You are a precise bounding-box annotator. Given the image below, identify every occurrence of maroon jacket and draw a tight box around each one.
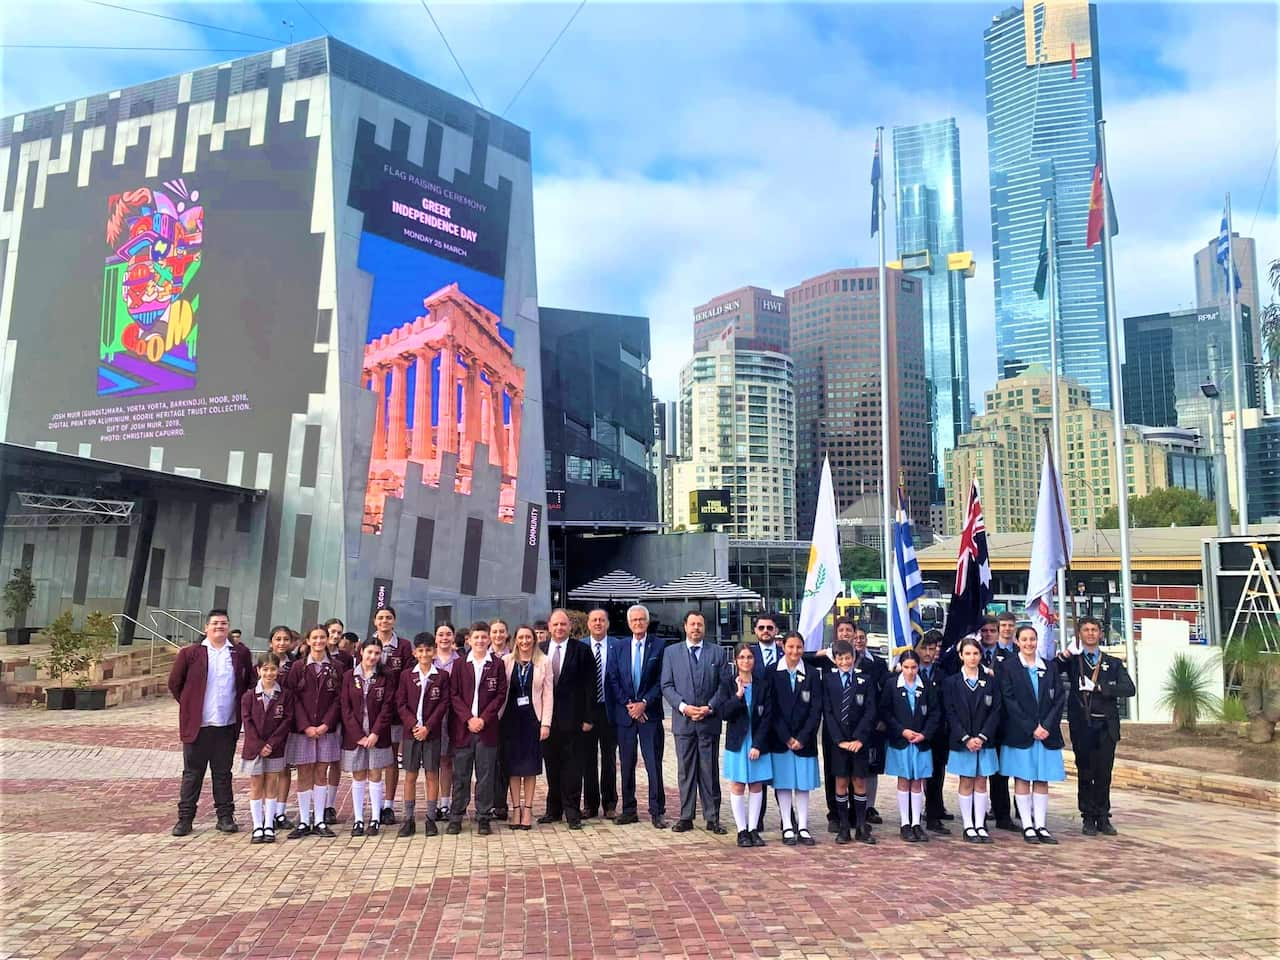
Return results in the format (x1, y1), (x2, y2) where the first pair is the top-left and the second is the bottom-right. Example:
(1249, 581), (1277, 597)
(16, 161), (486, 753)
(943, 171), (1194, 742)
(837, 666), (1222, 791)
(449, 655), (508, 748)
(240, 686), (294, 761)
(396, 665), (450, 740)
(374, 635), (414, 700)
(339, 668), (395, 750)
(168, 639), (256, 744)
(286, 656), (343, 733)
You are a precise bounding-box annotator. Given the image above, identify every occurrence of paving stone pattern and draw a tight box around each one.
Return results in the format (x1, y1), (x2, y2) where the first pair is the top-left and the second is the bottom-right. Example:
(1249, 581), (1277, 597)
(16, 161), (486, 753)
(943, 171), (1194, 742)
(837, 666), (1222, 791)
(1, 701), (1276, 959)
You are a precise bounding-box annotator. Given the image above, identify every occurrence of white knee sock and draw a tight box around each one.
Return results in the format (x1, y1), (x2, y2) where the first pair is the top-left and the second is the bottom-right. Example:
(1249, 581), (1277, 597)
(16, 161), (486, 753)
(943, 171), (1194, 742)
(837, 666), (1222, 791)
(351, 780), (367, 822)
(897, 789), (911, 826)
(866, 777), (879, 808)
(776, 789), (793, 831)
(794, 790), (810, 830)
(973, 790), (988, 827)
(369, 780), (385, 817)
(747, 791), (763, 832)
(729, 793), (748, 831)
(250, 798), (264, 829)
(959, 793), (974, 830)
(1015, 792), (1033, 828)
(1032, 791), (1048, 829)
(298, 790), (313, 827)
(909, 789), (924, 826)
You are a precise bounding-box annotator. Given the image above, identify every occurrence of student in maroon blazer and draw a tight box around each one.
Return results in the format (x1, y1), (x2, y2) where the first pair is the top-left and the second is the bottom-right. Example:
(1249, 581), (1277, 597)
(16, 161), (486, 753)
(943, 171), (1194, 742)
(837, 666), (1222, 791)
(266, 626), (299, 832)
(340, 639), (396, 835)
(395, 633), (451, 837)
(241, 653), (294, 843)
(370, 605), (414, 825)
(446, 622), (508, 835)
(168, 609), (256, 836)
(283, 626), (343, 838)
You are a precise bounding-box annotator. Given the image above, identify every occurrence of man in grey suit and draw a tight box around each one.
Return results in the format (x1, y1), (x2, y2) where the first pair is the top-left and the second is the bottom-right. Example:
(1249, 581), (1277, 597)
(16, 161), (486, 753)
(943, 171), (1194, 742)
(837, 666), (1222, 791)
(660, 610), (728, 834)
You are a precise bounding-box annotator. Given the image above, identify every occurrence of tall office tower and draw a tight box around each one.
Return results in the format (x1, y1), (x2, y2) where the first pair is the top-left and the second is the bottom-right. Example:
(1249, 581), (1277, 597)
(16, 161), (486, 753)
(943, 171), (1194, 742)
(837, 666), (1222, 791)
(788, 268), (930, 539)
(671, 341), (796, 540)
(1194, 232), (1271, 411)
(691, 286), (790, 353)
(985, 1), (1111, 406)
(893, 118), (972, 499)
(1121, 306), (1260, 441)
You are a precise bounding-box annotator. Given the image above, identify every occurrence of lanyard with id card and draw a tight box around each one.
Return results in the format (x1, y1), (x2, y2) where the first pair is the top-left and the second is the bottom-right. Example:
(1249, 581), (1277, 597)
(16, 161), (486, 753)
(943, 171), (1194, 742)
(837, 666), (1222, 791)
(516, 662), (532, 708)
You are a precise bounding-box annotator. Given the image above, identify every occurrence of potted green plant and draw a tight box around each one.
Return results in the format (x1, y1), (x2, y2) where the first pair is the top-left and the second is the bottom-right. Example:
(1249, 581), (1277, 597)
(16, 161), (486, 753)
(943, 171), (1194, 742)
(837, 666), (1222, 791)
(3, 566), (36, 645)
(1157, 653), (1219, 731)
(1223, 627), (1280, 744)
(40, 611), (81, 710)
(73, 611), (115, 710)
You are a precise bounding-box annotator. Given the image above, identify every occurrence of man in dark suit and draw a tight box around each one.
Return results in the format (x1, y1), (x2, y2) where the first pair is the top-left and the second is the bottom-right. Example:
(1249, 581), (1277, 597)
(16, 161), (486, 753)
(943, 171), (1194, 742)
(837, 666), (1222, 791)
(661, 610), (729, 834)
(606, 604), (667, 828)
(1059, 615), (1135, 837)
(748, 611), (785, 831)
(849, 622), (889, 823)
(539, 608), (595, 829)
(581, 608), (619, 820)
(978, 615), (1017, 830)
(168, 608), (256, 836)
(916, 630), (952, 833)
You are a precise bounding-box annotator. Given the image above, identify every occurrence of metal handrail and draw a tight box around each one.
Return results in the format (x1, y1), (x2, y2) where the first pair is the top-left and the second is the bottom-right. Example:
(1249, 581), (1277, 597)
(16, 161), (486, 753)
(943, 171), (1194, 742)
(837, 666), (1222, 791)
(149, 609), (203, 645)
(109, 613), (181, 675)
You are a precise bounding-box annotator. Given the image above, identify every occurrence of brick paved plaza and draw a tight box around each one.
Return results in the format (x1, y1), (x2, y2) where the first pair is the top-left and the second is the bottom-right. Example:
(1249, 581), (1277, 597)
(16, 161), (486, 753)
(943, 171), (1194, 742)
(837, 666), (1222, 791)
(1, 700), (1276, 960)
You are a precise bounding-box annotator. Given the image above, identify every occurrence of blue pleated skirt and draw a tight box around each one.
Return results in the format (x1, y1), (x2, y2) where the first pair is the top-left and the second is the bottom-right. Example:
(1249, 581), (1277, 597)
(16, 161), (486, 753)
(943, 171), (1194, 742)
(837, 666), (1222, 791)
(884, 745), (933, 780)
(947, 747), (999, 778)
(770, 751), (820, 791)
(999, 742), (1066, 782)
(724, 740), (773, 784)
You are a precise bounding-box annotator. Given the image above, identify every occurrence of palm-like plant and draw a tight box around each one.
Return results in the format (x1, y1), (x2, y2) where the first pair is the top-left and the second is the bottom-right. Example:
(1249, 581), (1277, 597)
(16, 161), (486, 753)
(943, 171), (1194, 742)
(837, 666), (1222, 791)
(1223, 627), (1280, 744)
(1157, 653), (1219, 732)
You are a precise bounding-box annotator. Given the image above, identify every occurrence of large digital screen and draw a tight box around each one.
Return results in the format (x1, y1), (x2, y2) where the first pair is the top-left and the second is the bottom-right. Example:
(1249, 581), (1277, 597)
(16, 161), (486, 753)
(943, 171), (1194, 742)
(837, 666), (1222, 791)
(347, 120), (522, 532)
(3, 105), (325, 475)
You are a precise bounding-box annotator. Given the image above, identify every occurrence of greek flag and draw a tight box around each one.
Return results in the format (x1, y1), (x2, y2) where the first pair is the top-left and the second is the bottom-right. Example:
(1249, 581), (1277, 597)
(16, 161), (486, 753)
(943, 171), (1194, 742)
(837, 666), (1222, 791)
(890, 486), (923, 658)
(1217, 210), (1242, 292)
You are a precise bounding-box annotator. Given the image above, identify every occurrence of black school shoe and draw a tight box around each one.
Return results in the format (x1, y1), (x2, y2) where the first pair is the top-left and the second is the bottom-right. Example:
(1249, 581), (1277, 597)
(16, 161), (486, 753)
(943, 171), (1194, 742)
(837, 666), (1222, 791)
(171, 819), (193, 837)
(314, 822), (337, 838)
(324, 806), (339, 825)
(671, 819), (694, 833)
(900, 825), (917, 843)
(215, 815), (239, 833)
(797, 829), (816, 847)
(856, 825), (878, 844)
(1096, 816), (1118, 836)
(397, 819), (416, 838)
(367, 820), (380, 836)
(750, 830), (766, 847)
(736, 830), (753, 847)
(434, 807), (449, 821)
(288, 823), (312, 840)
(926, 819), (951, 835)
(445, 821), (462, 835)
(866, 808), (883, 825)
(705, 821), (728, 835)
(423, 817), (438, 837)
(351, 821), (365, 837)
(912, 824), (931, 843)
(614, 812), (640, 825)
(380, 807), (396, 825)
(1035, 827), (1058, 845)
(477, 820), (492, 836)
(1082, 816), (1098, 836)
(274, 813), (296, 831)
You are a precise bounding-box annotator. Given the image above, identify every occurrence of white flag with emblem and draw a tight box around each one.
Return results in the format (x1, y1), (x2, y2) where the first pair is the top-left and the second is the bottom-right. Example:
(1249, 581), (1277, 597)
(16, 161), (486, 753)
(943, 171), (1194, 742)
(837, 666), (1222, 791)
(798, 456), (842, 651)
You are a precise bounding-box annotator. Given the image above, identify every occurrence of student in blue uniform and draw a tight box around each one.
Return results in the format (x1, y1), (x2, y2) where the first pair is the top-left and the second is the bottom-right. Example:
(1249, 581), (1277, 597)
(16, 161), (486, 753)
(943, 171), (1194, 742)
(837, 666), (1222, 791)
(915, 631), (952, 834)
(821, 638), (877, 845)
(768, 631), (822, 846)
(881, 649), (940, 843)
(998, 624), (1067, 844)
(721, 643), (774, 847)
(849, 624), (889, 823)
(943, 637), (1002, 843)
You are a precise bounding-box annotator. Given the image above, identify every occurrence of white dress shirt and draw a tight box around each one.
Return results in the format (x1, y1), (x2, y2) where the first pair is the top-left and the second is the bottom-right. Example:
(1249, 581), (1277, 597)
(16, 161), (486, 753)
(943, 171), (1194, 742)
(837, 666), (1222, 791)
(201, 638), (236, 727)
(469, 653), (491, 716)
(414, 663), (438, 725)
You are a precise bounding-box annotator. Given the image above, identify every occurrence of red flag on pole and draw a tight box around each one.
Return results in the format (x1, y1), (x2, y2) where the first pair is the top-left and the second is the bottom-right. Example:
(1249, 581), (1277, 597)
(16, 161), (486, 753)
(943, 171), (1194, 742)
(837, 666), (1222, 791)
(1086, 164), (1104, 248)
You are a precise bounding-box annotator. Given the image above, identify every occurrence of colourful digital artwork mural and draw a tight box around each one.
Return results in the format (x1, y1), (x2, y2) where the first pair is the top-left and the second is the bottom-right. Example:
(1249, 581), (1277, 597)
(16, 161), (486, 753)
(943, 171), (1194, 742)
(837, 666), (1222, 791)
(99, 179), (203, 396)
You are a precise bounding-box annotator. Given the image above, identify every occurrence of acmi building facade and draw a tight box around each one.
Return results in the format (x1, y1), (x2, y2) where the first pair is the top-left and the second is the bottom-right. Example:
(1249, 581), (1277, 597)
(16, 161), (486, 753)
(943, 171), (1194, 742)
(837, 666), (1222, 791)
(0, 40), (550, 638)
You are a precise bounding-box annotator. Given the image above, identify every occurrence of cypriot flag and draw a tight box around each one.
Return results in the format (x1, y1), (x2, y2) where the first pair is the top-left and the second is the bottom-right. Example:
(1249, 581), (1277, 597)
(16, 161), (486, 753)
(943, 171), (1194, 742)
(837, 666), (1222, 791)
(798, 456), (842, 652)
(1025, 439), (1073, 660)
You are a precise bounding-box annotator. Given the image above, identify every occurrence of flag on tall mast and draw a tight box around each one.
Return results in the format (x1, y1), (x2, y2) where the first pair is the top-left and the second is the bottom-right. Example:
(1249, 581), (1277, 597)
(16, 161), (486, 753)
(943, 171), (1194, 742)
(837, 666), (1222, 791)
(797, 456), (842, 652)
(890, 485), (924, 659)
(1026, 434), (1073, 661)
(942, 480), (993, 650)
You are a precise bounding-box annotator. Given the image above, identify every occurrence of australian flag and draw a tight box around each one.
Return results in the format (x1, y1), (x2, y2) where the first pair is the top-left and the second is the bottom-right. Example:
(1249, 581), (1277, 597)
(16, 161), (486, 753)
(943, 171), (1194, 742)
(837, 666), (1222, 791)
(942, 480), (993, 651)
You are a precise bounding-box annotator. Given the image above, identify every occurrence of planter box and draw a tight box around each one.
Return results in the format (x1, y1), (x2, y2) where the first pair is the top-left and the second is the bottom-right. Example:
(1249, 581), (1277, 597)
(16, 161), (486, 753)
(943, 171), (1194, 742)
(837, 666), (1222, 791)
(4, 627), (38, 645)
(45, 688), (77, 710)
(74, 688), (108, 710)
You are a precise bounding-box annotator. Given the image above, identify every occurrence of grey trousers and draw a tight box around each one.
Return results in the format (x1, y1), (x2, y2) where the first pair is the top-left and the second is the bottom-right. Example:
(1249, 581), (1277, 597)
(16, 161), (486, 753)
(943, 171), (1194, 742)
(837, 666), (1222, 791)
(450, 738), (496, 823)
(674, 731), (721, 824)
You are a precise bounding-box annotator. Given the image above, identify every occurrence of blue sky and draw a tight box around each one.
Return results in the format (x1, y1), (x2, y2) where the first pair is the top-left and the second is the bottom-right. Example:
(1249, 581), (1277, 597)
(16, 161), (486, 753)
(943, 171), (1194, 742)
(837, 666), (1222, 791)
(2, 1), (1276, 403)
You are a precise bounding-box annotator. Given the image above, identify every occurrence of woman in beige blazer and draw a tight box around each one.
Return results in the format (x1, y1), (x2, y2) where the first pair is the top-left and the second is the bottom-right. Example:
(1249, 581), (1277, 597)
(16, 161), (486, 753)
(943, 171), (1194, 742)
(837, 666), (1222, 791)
(502, 626), (554, 830)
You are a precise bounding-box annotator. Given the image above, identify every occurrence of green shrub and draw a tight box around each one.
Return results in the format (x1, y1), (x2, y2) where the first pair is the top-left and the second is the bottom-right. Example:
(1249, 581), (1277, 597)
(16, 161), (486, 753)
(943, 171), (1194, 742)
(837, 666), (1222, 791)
(1157, 653), (1219, 731)
(1218, 694), (1247, 724)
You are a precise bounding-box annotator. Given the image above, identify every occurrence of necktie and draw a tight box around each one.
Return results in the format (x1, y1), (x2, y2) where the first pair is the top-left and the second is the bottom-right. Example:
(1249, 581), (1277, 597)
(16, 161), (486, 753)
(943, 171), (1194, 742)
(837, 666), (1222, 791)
(552, 643), (562, 685)
(593, 640), (605, 703)
(840, 673), (853, 723)
(763, 645), (774, 668)
(691, 644), (700, 666)
(632, 641), (643, 695)
(789, 670), (797, 692)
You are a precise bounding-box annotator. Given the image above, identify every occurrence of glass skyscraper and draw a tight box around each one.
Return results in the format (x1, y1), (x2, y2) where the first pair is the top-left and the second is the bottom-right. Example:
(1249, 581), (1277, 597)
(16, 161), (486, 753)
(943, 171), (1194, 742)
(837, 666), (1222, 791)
(985, 1), (1111, 406)
(893, 118), (971, 499)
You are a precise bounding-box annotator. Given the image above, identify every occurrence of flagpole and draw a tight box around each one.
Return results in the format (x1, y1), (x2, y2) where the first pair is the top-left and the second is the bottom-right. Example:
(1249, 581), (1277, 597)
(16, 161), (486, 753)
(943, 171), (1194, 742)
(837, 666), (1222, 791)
(1226, 193), (1250, 533)
(1045, 199), (1069, 642)
(1097, 120), (1137, 707)
(877, 126), (894, 618)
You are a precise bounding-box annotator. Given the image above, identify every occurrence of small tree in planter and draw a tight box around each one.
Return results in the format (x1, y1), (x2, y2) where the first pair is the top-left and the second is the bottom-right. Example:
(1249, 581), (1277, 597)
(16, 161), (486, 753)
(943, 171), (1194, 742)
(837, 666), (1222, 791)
(39, 611), (81, 710)
(3, 566), (36, 644)
(1223, 627), (1280, 744)
(1157, 653), (1219, 731)
(74, 611), (116, 710)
